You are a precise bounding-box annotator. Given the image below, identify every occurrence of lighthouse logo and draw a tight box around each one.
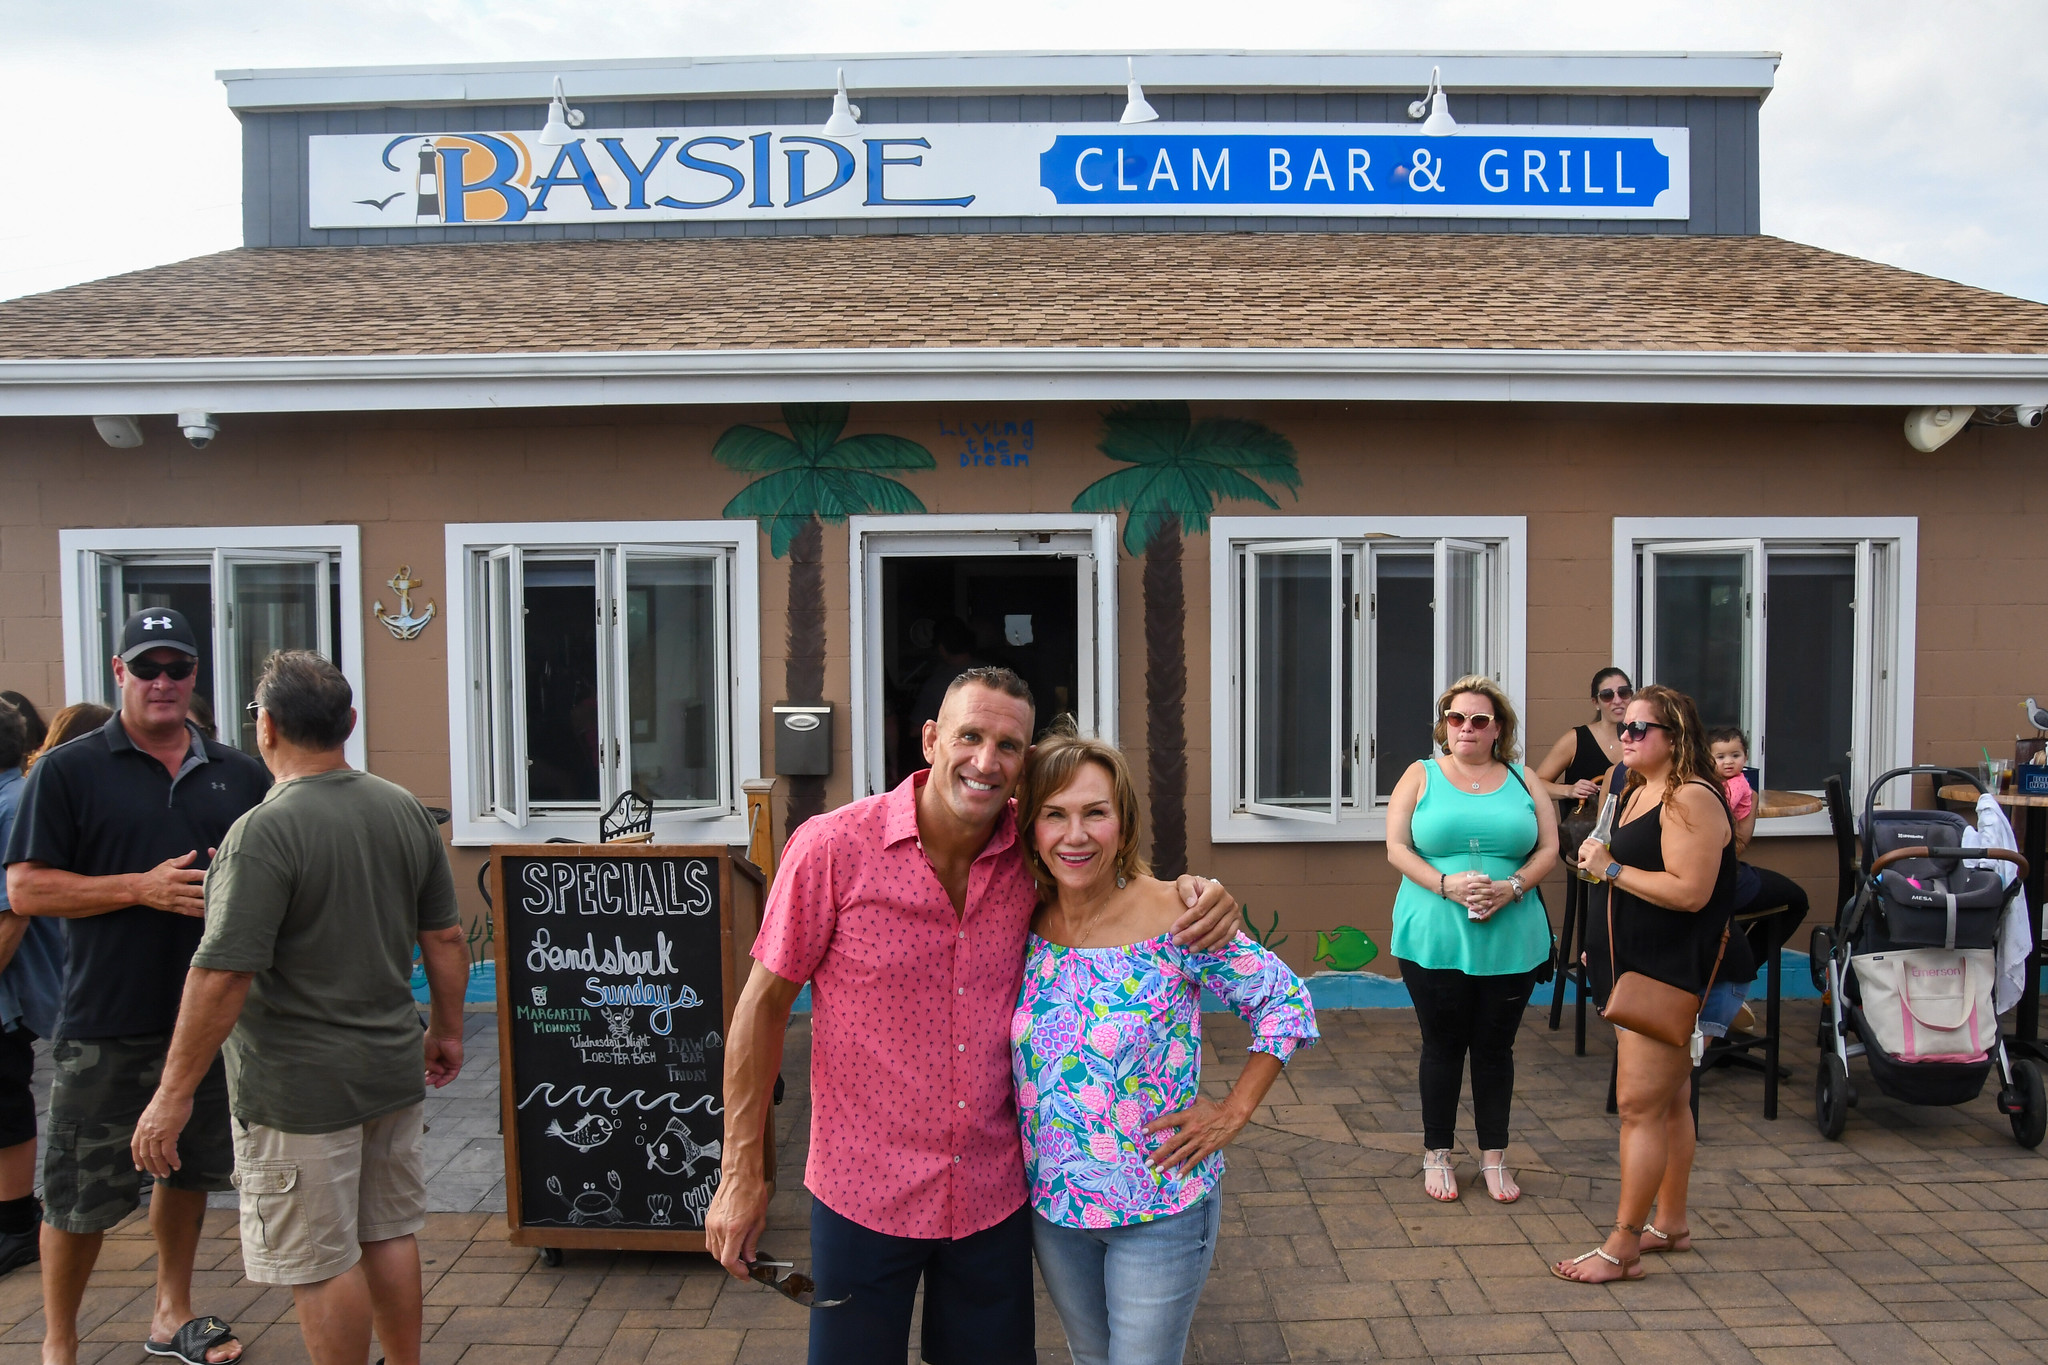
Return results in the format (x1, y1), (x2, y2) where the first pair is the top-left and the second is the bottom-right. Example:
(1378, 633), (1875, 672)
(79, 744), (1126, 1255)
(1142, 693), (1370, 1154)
(381, 134), (534, 224)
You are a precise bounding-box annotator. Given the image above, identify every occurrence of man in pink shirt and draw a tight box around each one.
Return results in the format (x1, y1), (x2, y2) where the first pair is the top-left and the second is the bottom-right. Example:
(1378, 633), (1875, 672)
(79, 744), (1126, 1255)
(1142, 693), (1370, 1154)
(706, 668), (1237, 1364)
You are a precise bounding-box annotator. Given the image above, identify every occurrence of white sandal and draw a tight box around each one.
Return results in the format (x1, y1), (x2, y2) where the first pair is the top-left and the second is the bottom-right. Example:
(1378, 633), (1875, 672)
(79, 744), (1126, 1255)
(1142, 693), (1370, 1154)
(1550, 1237), (1643, 1284)
(1480, 1158), (1521, 1205)
(1422, 1149), (1459, 1202)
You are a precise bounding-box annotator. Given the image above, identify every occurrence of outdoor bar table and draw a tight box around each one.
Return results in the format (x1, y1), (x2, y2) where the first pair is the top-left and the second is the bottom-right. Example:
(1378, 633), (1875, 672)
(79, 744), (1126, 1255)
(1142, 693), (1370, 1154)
(1938, 783), (2048, 1060)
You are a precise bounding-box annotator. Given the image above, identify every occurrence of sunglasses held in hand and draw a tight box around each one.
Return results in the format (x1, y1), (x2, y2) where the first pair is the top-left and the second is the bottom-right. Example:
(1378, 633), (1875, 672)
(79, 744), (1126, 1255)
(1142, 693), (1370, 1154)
(747, 1256), (850, 1308)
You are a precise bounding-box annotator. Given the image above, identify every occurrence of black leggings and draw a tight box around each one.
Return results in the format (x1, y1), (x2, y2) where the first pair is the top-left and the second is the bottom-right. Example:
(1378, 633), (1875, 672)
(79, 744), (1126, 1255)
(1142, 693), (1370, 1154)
(1732, 865), (1811, 967)
(1397, 959), (1538, 1151)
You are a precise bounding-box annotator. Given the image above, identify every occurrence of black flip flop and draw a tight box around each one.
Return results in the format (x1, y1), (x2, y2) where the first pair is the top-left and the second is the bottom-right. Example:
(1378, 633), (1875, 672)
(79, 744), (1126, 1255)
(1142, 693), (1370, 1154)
(144, 1316), (241, 1365)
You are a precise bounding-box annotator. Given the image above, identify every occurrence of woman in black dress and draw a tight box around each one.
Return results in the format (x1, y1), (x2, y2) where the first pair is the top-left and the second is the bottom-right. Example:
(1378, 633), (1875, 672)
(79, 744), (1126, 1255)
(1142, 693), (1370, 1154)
(1553, 685), (1736, 1284)
(1534, 667), (1632, 809)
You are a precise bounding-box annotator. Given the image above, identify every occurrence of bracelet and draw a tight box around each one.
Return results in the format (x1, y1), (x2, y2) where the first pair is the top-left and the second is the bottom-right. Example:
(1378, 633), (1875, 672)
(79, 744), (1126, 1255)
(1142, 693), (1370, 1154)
(1439, 872), (1448, 898)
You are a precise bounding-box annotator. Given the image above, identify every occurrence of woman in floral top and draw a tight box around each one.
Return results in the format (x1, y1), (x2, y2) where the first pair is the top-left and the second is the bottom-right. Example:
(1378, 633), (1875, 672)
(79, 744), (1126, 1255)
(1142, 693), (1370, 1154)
(1011, 726), (1317, 1365)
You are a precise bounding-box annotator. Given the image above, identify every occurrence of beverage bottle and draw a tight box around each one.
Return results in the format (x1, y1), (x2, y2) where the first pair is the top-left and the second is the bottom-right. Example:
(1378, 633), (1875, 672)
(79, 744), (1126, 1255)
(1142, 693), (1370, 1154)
(1466, 837), (1487, 919)
(1576, 794), (1620, 884)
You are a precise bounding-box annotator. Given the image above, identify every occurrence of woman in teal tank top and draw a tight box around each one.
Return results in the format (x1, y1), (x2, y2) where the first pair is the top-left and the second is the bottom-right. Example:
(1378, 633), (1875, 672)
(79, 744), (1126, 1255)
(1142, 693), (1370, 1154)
(1385, 676), (1561, 1205)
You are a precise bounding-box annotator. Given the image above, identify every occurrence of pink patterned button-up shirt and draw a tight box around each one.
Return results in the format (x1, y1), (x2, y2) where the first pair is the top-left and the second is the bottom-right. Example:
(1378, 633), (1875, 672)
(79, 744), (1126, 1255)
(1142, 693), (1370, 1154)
(752, 772), (1038, 1240)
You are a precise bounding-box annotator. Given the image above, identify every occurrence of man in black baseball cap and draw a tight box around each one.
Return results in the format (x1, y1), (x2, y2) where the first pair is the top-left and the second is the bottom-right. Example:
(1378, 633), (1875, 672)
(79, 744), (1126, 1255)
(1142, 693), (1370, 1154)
(117, 608), (203, 665)
(3, 609), (268, 1365)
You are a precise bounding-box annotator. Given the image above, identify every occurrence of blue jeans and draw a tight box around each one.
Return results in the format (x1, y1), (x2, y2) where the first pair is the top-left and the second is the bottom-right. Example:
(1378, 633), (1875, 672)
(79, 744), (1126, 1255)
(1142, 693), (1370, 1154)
(1032, 1194), (1222, 1365)
(1699, 979), (1751, 1039)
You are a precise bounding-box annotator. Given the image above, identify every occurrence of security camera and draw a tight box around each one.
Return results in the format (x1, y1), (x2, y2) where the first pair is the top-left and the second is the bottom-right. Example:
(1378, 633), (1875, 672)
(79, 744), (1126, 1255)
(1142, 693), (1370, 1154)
(176, 410), (219, 449)
(2017, 405), (2046, 430)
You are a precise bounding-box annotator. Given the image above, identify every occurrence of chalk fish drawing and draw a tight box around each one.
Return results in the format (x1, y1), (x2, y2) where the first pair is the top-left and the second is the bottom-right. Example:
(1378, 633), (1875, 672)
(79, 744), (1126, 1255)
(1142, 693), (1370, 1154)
(646, 1114), (721, 1176)
(544, 1112), (617, 1151)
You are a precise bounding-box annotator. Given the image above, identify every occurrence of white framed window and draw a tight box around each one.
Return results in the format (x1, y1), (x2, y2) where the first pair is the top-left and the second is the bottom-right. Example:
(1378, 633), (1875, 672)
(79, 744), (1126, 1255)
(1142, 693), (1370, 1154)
(444, 522), (760, 846)
(1612, 518), (1917, 835)
(57, 527), (366, 768)
(1210, 517), (1526, 842)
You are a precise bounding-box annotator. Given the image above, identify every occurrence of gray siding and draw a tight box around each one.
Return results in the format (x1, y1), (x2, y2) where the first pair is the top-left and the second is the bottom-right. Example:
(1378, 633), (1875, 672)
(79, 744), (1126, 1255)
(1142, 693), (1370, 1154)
(244, 91), (1763, 248)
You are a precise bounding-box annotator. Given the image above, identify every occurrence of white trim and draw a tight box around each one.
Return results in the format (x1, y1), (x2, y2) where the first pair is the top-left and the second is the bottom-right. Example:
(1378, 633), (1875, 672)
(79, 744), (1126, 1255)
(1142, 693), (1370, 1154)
(1209, 515), (1527, 843)
(56, 525), (366, 769)
(442, 520), (761, 847)
(5, 347), (2047, 418)
(1610, 516), (1919, 834)
(846, 513), (1118, 801)
(218, 49), (1782, 110)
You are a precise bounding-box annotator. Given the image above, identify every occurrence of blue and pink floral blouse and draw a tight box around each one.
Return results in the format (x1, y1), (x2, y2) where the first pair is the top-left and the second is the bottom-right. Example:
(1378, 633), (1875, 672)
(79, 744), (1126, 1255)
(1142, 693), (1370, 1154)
(1010, 931), (1318, 1229)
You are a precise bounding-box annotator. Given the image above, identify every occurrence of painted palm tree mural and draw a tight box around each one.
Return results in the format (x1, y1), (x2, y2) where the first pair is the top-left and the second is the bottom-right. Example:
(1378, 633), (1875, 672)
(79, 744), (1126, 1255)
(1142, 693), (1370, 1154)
(716, 403), (935, 832)
(1073, 402), (1300, 877)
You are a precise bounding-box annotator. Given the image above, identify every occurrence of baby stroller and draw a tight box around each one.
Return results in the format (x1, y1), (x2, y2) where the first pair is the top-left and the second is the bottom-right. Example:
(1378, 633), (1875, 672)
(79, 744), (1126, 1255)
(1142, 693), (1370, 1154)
(1810, 766), (2044, 1146)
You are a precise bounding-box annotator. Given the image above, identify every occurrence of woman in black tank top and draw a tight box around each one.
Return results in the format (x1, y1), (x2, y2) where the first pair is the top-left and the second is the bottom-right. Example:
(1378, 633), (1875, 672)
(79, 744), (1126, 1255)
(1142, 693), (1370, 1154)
(1554, 686), (1735, 1286)
(1533, 667), (1632, 816)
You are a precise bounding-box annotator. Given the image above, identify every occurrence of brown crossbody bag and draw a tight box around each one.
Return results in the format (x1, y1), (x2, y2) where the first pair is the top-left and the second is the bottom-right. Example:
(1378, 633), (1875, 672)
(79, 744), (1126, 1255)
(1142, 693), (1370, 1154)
(1600, 787), (1732, 1050)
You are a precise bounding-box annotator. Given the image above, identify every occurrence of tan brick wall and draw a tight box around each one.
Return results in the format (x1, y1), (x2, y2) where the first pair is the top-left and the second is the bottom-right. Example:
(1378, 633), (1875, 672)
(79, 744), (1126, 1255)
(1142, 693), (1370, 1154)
(2, 402), (2040, 974)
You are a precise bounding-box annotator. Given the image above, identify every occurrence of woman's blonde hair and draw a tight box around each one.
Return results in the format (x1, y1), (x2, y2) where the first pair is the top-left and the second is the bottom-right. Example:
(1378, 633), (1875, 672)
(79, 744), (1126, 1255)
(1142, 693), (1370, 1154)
(24, 703), (112, 774)
(1431, 674), (1521, 765)
(1014, 721), (1151, 898)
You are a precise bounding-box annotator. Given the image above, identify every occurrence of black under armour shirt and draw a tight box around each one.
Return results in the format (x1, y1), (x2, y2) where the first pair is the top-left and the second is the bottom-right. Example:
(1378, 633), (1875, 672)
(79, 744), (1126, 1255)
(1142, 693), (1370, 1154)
(3, 715), (270, 1038)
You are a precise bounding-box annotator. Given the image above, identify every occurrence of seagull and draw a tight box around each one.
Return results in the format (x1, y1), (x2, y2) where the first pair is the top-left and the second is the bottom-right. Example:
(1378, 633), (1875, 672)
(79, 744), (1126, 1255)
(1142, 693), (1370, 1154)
(2025, 698), (2048, 735)
(353, 192), (404, 210)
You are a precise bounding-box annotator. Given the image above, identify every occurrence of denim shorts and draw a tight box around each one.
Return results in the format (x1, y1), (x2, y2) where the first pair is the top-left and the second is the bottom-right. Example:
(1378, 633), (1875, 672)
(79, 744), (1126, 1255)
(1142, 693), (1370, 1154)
(1698, 980), (1752, 1039)
(1031, 1194), (1222, 1365)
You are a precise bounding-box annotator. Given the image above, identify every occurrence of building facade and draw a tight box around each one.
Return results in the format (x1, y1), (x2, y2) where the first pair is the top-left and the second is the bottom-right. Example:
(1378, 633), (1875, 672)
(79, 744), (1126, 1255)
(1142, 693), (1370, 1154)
(2, 50), (2045, 982)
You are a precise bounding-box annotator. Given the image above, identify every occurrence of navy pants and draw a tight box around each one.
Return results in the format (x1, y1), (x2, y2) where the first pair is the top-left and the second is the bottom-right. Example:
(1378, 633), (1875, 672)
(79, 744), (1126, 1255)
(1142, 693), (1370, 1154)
(808, 1196), (1034, 1365)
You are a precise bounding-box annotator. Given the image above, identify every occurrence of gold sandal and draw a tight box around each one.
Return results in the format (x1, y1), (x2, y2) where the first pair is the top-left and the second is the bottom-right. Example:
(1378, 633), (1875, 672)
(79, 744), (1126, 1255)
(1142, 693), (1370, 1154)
(1638, 1221), (1691, 1253)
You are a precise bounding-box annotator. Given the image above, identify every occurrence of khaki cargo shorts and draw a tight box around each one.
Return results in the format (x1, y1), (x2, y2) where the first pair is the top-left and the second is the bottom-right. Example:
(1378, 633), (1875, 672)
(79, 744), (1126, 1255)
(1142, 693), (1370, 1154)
(230, 1102), (426, 1285)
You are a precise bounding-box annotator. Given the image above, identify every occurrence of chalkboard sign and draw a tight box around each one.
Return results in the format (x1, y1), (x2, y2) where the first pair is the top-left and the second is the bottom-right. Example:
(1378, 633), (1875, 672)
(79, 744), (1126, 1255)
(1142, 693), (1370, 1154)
(490, 844), (766, 1255)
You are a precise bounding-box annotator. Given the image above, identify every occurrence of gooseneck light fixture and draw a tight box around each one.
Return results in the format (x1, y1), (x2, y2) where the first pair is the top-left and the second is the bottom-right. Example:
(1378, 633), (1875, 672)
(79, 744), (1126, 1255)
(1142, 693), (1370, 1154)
(537, 77), (585, 146)
(822, 68), (862, 138)
(1408, 66), (1458, 137)
(1120, 58), (1159, 124)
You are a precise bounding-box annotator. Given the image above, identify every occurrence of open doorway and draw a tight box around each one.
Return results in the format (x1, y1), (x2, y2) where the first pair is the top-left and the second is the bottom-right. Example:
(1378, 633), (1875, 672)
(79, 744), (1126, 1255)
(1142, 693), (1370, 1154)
(879, 555), (1079, 788)
(851, 517), (1117, 799)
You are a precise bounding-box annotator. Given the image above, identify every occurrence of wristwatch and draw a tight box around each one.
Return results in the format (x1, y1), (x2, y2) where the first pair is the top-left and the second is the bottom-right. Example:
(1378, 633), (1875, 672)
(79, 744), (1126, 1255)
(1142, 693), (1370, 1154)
(1508, 874), (1526, 900)
(1604, 861), (1624, 884)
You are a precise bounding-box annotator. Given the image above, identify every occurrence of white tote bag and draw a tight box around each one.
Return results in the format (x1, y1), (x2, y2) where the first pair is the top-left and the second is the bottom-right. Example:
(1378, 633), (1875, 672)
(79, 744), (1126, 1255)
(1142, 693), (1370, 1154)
(1853, 948), (1996, 1063)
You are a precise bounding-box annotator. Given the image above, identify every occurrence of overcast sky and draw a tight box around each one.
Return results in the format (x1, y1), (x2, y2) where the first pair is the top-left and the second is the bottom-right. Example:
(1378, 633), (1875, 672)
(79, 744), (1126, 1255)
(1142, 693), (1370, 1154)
(3, 0), (2042, 305)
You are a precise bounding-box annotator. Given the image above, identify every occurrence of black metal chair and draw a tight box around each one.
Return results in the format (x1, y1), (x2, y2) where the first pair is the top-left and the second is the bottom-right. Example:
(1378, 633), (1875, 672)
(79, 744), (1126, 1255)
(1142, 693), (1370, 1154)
(1548, 868), (1594, 1055)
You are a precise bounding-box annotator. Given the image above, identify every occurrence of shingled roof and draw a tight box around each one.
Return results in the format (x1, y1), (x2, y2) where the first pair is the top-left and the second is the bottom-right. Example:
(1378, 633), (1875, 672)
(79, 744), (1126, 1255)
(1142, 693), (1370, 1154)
(3, 231), (2046, 361)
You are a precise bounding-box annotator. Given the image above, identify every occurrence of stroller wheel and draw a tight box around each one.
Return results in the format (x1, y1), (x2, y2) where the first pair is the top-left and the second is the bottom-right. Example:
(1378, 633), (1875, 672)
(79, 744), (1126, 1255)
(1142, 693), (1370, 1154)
(1817, 1054), (1850, 1140)
(1807, 927), (1834, 992)
(2010, 1059), (2047, 1149)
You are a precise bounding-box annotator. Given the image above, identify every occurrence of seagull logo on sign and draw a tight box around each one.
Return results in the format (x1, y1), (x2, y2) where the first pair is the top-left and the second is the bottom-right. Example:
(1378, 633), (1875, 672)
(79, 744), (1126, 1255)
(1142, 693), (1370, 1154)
(143, 616), (173, 631)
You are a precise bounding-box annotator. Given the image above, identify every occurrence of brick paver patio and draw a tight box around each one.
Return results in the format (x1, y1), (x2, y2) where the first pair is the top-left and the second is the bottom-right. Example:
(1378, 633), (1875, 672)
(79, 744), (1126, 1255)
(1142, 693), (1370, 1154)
(3, 1001), (2045, 1364)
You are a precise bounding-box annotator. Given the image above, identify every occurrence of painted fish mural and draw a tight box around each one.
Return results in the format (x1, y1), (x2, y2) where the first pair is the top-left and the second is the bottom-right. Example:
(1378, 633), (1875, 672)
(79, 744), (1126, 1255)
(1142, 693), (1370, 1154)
(1314, 926), (1379, 972)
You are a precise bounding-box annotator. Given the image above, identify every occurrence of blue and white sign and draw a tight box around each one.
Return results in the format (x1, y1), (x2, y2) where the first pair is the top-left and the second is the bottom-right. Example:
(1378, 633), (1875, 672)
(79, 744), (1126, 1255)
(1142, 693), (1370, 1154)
(308, 122), (1689, 228)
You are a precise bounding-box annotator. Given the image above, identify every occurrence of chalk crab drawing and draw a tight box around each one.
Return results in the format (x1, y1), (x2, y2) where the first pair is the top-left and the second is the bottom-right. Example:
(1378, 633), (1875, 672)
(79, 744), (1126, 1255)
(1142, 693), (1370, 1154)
(543, 1112), (617, 1152)
(545, 1171), (623, 1225)
(647, 1194), (673, 1226)
(646, 1114), (721, 1176)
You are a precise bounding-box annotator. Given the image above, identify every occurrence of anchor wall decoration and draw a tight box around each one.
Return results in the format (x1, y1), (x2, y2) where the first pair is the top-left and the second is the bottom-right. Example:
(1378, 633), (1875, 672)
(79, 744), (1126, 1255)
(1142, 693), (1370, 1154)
(373, 566), (437, 640)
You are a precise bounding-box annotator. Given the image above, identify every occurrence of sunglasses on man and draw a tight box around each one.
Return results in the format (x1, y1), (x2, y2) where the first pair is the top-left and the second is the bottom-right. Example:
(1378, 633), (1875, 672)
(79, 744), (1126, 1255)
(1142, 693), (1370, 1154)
(126, 657), (197, 682)
(1597, 685), (1634, 702)
(1619, 720), (1672, 741)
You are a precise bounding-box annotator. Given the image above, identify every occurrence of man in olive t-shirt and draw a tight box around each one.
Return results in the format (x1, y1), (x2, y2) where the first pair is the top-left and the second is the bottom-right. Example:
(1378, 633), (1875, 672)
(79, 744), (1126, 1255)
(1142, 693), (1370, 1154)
(132, 652), (472, 1365)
